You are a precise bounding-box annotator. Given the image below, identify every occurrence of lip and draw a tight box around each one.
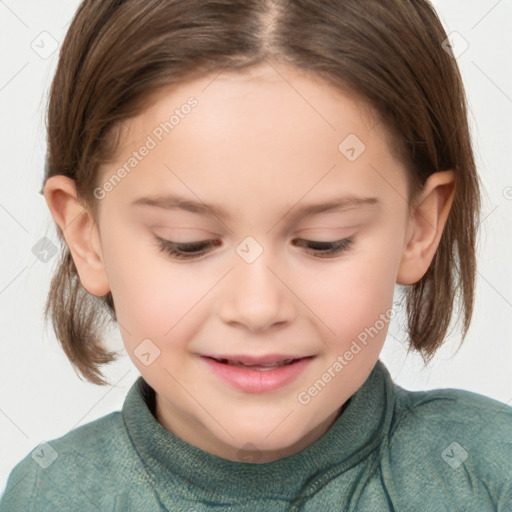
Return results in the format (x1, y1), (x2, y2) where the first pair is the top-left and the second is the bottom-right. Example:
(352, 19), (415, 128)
(202, 353), (311, 365)
(201, 355), (314, 393)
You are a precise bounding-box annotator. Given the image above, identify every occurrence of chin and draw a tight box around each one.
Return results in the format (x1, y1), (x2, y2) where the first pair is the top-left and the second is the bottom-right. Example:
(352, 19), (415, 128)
(225, 425), (306, 453)
(230, 434), (310, 463)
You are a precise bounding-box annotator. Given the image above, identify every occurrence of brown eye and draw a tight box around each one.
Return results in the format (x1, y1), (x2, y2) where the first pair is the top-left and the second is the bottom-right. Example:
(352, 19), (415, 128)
(155, 236), (221, 260)
(154, 236), (354, 261)
(292, 238), (354, 258)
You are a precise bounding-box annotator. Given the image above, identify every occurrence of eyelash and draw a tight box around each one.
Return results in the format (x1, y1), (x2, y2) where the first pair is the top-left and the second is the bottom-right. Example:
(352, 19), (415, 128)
(155, 236), (354, 260)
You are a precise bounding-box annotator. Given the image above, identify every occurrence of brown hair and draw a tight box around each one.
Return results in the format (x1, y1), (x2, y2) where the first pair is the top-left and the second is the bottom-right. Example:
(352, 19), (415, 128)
(43, 0), (481, 385)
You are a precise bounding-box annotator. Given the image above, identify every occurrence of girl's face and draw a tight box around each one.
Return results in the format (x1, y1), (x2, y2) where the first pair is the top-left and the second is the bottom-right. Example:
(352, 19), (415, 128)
(93, 63), (412, 462)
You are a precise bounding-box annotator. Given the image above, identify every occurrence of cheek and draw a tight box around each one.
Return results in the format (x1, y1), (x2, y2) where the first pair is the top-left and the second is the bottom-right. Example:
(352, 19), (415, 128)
(102, 234), (206, 342)
(296, 234), (400, 343)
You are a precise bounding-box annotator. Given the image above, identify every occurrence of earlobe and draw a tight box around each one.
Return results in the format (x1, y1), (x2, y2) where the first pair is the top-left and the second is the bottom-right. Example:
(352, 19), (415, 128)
(397, 170), (456, 285)
(43, 175), (110, 296)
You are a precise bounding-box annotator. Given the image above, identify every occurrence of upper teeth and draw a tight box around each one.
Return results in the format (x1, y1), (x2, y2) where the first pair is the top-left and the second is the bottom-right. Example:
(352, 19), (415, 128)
(218, 358), (295, 367)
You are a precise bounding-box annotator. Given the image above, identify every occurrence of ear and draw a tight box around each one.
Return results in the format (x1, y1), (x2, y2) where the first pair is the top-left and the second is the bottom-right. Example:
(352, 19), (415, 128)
(397, 170), (456, 285)
(43, 175), (110, 296)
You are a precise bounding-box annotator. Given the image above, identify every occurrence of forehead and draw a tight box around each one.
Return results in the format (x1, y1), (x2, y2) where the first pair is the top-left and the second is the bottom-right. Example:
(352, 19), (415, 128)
(115, 62), (381, 156)
(97, 63), (407, 216)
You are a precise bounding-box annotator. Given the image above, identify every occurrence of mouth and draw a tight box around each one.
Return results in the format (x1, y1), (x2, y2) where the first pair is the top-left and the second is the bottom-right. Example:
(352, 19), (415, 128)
(200, 354), (315, 393)
(201, 355), (314, 371)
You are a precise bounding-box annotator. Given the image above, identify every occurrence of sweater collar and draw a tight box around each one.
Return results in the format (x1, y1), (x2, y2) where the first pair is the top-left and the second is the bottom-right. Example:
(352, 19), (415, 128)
(122, 358), (395, 501)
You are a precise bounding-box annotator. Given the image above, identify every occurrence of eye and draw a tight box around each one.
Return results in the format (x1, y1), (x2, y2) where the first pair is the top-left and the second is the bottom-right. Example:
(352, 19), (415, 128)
(155, 236), (221, 260)
(155, 235), (354, 260)
(292, 238), (354, 258)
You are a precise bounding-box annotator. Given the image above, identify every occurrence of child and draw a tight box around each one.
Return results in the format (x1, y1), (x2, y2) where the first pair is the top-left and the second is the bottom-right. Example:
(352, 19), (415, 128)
(2, 0), (511, 510)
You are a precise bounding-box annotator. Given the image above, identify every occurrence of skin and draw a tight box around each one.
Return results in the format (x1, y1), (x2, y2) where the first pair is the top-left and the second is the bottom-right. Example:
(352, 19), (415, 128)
(44, 62), (455, 463)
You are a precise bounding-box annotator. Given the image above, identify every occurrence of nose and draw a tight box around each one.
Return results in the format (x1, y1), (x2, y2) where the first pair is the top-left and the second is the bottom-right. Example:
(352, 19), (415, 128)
(217, 247), (297, 333)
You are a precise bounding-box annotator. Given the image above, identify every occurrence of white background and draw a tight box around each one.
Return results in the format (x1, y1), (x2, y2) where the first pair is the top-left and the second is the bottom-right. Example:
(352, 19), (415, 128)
(1, 0), (511, 495)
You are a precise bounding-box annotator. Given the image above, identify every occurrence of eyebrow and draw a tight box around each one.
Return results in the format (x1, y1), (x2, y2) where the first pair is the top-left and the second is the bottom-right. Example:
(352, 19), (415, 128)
(131, 194), (380, 220)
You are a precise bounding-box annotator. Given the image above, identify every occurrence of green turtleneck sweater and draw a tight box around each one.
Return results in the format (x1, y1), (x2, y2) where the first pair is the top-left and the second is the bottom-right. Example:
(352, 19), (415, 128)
(1, 359), (511, 511)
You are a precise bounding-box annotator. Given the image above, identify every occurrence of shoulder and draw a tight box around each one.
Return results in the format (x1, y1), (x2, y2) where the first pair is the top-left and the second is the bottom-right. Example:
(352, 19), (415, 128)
(391, 383), (512, 446)
(0, 410), (141, 512)
(386, 383), (512, 508)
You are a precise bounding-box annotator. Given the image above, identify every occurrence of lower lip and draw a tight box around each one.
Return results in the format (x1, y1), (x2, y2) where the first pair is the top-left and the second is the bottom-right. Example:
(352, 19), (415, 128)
(201, 357), (313, 393)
